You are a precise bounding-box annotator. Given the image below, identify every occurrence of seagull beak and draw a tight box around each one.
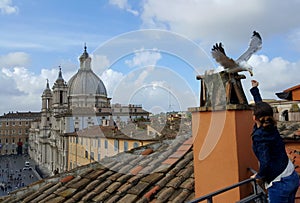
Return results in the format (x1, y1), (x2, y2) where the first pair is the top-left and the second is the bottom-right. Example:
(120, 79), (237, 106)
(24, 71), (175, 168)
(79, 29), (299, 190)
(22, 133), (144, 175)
(249, 69), (253, 77)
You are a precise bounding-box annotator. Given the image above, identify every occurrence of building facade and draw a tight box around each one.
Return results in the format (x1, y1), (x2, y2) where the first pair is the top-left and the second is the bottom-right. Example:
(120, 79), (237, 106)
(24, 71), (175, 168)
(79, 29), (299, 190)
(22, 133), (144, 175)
(67, 125), (158, 171)
(28, 46), (149, 175)
(0, 111), (40, 155)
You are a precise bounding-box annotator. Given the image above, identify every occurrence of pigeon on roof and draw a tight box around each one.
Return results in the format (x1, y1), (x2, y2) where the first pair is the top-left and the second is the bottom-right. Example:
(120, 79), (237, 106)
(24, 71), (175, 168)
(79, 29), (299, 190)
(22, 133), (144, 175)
(211, 31), (262, 76)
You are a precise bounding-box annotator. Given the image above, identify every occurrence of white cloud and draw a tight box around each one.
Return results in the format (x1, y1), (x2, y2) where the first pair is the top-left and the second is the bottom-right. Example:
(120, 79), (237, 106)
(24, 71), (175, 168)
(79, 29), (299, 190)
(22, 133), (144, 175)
(0, 0), (18, 15)
(100, 69), (125, 97)
(0, 52), (31, 68)
(139, 0), (300, 50)
(125, 49), (161, 68)
(0, 60), (76, 114)
(91, 54), (110, 74)
(109, 0), (139, 16)
(243, 54), (300, 101)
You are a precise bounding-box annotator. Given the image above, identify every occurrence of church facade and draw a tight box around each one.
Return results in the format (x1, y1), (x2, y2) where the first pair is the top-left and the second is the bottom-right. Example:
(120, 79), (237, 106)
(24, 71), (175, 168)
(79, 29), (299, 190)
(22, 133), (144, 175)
(28, 47), (150, 175)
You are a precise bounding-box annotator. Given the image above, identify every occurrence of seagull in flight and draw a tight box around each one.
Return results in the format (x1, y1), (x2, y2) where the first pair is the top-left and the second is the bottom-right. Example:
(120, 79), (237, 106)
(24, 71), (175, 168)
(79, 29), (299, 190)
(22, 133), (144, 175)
(211, 31), (262, 76)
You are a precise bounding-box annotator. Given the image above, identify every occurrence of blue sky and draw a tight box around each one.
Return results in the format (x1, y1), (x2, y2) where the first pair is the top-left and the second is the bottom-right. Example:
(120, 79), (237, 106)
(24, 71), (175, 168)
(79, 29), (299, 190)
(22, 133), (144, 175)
(1, 0), (300, 115)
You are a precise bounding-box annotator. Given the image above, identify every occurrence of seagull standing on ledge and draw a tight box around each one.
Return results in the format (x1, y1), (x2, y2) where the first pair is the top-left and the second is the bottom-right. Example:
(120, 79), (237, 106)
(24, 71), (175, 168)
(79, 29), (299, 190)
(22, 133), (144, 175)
(211, 31), (262, 76)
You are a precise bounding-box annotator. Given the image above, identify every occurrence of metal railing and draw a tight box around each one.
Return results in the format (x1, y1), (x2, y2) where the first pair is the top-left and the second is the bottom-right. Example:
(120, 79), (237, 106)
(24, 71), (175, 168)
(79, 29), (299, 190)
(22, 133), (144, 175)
(188, 168), (267, 203)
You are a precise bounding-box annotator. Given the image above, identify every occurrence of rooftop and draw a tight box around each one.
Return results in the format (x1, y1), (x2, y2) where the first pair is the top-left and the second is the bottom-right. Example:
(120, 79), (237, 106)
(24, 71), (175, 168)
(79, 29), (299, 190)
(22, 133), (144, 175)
(2, 122), (300, 203)
(1, 135), (194, 203)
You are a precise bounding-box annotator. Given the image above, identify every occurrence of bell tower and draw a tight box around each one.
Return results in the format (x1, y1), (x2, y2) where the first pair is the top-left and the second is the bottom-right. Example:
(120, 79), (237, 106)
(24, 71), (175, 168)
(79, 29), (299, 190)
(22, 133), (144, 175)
(41, 79), (52, 128)
(52, 66), (68, 116)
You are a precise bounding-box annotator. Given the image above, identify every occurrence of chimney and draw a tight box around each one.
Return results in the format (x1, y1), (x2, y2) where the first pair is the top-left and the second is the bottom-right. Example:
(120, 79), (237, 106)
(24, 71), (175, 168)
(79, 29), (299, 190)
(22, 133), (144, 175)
(190, 72), (258, 201)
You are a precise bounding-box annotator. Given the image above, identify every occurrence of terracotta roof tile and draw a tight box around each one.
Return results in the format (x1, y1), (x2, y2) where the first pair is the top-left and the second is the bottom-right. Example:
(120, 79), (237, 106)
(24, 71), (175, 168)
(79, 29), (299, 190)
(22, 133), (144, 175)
(106, 182), (122, 194)
(97, 171), (114, 181)
(92, 179), (112, 194)
(106, 194), (121, 203)
(2, 135), (195, 203)
(141, 173), (164, 184)
(170, 150), (188, 158)
(23, 192), (46, 203)
(56, 188), (77, 198)
(127, 181), (149, 195)
(181, 178), (195, 190)
(119, 194), (138, 202)
(166, 176), (186, 188)
(43, 196), (65, 203)
(116, 174), (133, 183)
(81, 191), (97, 202)
(143, 185), (160, 200)
(156, 187), (175, 202)
(130, 165), (143, 175)
(141, 148), (154, 155)
(85, 179), (101, 191)
(68, 178), (90, 190)
(116, 182), (132, 195)
(178, 144), (192, 151)
(85, 169), (106, 179)
(43, 182), (63, 195)
(39, 194), (57, 202)
(172, 189), (191, 203)
(71, 189), (88, 201)
(63, 198), (77, 203)
(162, 157), (179, 165)
(60, 175), (74, 183)
(92, 191), (110, 202)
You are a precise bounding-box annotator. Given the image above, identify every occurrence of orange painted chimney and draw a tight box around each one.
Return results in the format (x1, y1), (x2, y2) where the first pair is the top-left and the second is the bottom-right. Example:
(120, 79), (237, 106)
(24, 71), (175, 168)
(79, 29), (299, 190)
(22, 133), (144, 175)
(190, 106), (258, 201)
(190, 72), (259, 201)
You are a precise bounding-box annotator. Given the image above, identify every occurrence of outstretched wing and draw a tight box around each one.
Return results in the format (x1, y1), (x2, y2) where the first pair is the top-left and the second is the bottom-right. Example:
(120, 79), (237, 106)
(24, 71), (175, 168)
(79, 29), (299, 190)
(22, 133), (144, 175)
(236, 31), (262, 62)
(211, 42), (237, 69)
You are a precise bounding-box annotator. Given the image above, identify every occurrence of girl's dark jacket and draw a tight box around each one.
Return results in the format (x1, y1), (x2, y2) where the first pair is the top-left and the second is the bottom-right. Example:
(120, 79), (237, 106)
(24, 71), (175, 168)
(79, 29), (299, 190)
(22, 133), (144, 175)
(250, 86), (289, 184)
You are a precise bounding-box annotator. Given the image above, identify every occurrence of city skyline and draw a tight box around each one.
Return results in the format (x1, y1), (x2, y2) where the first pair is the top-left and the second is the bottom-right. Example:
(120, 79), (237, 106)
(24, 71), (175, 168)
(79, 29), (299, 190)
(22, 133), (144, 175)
(1, 0), (300, 115)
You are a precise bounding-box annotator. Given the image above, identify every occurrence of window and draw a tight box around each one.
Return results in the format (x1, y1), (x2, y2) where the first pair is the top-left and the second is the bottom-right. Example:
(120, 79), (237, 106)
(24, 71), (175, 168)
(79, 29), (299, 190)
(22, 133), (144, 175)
(98, 139), (101, 148)
(60, 91), (63, 104)
(104, 140), (108, 149)
(124, 141), (128, 151)
(133, 142), (139, 148)
(90, 152), (94, 160)
(19, 122), (22, 126)
(98, 153), (101, 161)
(114, 140), (119, 152)
(85, 150), (88, 159)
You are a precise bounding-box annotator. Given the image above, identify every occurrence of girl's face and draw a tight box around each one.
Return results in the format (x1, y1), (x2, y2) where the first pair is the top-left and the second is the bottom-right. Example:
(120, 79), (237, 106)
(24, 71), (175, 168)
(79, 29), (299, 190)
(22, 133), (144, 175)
(252, 113), (261, 127)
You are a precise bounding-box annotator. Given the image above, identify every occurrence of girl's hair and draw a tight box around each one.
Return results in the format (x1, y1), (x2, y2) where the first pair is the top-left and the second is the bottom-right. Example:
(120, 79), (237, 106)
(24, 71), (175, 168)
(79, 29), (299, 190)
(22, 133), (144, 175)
(253, 102), (276, 129)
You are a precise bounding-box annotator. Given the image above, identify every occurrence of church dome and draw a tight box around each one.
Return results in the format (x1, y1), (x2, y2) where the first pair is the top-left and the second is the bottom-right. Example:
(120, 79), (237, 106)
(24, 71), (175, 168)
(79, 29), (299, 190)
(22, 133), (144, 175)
(67, 46), (107, 97)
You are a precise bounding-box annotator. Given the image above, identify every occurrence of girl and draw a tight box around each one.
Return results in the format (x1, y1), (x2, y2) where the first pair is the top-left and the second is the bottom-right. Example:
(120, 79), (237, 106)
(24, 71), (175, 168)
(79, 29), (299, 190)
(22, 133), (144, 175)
(250, 80), (299, 202)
